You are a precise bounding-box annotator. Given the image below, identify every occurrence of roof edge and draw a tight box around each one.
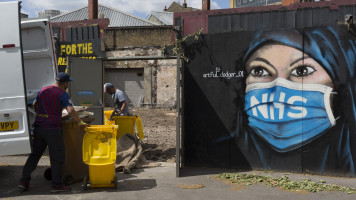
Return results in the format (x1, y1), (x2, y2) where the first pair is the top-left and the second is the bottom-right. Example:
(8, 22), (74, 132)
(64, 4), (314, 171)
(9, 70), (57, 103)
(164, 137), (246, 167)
(98, 4), (159, 25)
(51, 4), (160, 26)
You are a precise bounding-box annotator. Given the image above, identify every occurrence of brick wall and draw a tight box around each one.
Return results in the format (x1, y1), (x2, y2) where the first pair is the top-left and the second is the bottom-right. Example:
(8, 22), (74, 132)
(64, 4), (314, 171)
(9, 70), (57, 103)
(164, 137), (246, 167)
(104, 26), (173, 50)
(103, 47), (161, 69)
(103, 28), (178, 107)
(157, 60), (177, 106)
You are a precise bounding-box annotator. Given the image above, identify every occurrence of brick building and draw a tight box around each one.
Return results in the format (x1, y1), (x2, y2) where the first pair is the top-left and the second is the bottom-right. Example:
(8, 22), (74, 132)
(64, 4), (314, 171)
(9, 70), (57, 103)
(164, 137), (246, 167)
(103, 26), (176, 108)
(51, 3), (177, 108)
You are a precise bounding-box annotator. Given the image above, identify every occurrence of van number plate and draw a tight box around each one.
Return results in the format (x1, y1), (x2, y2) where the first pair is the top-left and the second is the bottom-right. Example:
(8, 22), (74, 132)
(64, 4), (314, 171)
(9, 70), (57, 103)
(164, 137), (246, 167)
(0, 121), (19, 131)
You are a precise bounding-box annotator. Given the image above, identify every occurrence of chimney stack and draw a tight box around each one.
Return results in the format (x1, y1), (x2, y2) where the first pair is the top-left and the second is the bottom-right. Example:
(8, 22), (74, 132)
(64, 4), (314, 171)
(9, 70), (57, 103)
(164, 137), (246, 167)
(88, 0), (98, 20)
(183, 0), (187, 8)
(202, 0), (210, 11)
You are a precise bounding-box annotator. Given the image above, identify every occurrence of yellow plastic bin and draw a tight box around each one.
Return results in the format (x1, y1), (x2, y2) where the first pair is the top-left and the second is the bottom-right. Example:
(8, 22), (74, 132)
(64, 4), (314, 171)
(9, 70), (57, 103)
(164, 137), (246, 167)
(104, 110), (144, 140)
(82, 125), (118, 189)
(44, 118), (94, 185)
(104, 110), (116, 126)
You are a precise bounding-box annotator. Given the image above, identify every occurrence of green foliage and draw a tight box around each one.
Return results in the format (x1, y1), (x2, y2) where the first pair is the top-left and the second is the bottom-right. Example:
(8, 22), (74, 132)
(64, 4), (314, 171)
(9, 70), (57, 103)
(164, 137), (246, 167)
(160, 44), (167, 57)
(161, 28), (203, 62)
(217, 173), (356, 194)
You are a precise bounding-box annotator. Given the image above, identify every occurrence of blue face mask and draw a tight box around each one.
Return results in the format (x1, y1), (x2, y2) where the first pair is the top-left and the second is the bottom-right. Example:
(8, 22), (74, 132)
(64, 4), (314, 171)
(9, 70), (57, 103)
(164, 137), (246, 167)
(245, 78), (336, 152)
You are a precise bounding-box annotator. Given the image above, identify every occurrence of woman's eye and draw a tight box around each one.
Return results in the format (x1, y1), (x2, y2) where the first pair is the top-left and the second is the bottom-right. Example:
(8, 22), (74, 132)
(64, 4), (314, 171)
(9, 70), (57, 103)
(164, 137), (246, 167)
(290, 65), (316, 77)
(249, 67), (269, 77)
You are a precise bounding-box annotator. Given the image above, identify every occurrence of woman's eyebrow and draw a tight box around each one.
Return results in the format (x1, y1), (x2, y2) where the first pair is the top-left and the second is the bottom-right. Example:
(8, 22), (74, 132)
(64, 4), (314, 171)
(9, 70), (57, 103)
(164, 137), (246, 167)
(251, 57), (274, 68)
(290, 56), (310, 67)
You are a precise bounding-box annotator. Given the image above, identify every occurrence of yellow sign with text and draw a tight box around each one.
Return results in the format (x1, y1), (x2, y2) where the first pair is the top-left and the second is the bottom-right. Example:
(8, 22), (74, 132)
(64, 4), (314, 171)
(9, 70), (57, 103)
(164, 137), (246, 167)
(60, 43), (94, 56)
(57, 56), (97, 66)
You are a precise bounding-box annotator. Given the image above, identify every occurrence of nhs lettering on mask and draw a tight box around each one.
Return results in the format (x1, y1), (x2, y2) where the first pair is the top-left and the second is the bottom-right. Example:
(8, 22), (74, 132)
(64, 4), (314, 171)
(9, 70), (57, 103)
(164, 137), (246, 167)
(249, 92), (307, 121)
(244, 79), (336, 152)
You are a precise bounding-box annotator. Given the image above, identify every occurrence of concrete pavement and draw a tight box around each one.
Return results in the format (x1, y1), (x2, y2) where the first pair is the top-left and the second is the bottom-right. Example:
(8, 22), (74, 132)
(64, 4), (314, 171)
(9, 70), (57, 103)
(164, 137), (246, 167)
(0, 155), (356, 200)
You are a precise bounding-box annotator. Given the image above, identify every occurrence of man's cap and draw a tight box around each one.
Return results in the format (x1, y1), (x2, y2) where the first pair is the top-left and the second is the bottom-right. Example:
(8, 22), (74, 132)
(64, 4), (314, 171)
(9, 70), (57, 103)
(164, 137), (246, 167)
(56, 72), (73, 83)
(104, 83), (114, 92)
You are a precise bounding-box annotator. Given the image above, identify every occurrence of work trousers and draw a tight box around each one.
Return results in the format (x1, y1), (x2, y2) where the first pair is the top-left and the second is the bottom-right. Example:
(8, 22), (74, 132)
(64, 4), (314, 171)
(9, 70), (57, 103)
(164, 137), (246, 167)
(21, 127), (65, 187)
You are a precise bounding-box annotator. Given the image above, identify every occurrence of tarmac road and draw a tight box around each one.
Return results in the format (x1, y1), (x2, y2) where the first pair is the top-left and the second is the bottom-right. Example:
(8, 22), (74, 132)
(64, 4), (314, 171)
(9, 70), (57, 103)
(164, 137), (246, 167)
(0, 155), (356, 200)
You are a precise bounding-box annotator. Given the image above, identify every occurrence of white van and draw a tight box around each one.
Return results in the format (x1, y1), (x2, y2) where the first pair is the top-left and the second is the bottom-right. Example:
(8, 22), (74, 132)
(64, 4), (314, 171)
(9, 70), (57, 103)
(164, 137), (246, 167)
(0, 1), (57, 156)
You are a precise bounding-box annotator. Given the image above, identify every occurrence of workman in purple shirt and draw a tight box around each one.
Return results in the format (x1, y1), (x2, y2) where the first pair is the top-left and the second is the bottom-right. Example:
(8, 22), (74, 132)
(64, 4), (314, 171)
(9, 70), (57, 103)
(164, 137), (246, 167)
(19, 72), (88, 193)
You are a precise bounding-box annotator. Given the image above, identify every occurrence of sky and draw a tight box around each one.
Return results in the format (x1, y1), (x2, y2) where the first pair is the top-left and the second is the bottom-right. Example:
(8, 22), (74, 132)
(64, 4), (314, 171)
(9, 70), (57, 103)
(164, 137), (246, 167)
(0, 0), (230, 19)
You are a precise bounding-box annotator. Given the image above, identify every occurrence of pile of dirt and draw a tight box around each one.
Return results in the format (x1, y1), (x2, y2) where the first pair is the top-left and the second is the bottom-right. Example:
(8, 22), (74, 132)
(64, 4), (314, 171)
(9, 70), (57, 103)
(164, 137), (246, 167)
(131, 107), (177, 163)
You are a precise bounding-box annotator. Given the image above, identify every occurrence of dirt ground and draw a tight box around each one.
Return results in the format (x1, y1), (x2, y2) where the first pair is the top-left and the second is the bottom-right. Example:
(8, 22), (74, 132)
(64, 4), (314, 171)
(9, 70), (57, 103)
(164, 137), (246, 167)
(130, 107), (177, 163)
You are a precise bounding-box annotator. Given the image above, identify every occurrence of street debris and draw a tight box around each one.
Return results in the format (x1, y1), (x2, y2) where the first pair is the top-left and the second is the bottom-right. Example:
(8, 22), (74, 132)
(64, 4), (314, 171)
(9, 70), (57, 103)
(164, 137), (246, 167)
(62, 106), (94, 120)
(217, 173), (356, 194)
(178, 184), (206, 189)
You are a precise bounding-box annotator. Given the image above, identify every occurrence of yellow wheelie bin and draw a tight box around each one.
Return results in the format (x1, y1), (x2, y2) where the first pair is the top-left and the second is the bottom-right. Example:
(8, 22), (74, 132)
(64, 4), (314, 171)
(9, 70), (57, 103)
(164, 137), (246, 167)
(43, 118), (94, 184)
(104, 110), (144, 140)
(82, 125), (118, 189)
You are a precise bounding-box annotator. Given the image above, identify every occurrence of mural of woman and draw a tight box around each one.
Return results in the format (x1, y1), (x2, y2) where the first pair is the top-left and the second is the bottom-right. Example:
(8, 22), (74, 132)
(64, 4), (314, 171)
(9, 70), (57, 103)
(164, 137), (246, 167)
(236, 27), (356, 176)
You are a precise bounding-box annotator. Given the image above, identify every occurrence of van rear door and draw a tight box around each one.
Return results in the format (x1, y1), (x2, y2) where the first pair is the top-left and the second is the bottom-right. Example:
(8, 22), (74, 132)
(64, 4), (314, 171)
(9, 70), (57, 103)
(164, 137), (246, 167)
(21, 18), (58, 132)
(0, 1), (31, 156)
(21, 18), (57, 104)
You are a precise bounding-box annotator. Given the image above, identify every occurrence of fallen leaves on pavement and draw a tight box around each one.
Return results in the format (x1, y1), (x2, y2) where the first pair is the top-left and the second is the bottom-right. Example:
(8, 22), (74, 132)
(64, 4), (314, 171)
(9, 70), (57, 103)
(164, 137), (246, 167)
(216, 173), (356, 194)
(178, 184), (206, 189)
